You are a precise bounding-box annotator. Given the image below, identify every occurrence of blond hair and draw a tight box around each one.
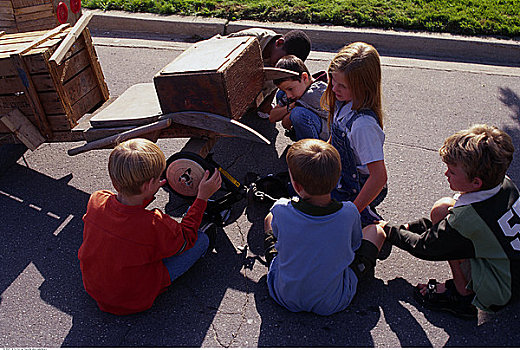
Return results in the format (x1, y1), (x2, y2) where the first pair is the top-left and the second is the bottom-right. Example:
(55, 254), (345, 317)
(321, 42), (383, 128)
(108, 138), (166, 196)
(286, 139), (341, 195)
(439, 124), (514, 190)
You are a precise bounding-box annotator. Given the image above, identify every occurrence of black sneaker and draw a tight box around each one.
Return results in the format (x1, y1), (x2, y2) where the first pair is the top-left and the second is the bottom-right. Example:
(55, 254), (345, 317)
(413, 279), (477, 319)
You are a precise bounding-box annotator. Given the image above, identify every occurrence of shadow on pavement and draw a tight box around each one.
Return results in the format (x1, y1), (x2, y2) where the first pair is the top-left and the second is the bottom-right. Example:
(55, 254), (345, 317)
(499, 86), (520, 184)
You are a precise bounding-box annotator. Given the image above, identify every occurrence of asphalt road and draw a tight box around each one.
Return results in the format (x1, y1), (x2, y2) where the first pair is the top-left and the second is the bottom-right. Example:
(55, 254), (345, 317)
(1, 30), (520, 347)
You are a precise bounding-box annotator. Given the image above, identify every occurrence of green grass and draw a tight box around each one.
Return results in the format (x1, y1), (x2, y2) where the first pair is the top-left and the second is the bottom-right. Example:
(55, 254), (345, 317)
(83, 0), (520, 38)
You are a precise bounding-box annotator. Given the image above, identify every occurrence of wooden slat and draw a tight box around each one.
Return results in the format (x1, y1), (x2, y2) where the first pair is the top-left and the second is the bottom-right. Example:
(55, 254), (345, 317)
(15, 8), (54, 22)
(13, 2), (51, 14)
(0, 6), (14, 14)
(81, 28), (109, 100)
(15, 16), (56, 31)
(32, 72), (54, 91)
(49, 12), (92, 65)
(70, 86), (103, 123)
(15, 23), (69, 55)
(39, 90), (64, 114)
(11, 0), (48, 9)
(10, 52), (52, 137)
(0, 75), (24, 92)
(54, 46), (90, 82)
(63, 65), (97, 103)
(0, 94), (32, 116)
(47, 113), (72, 130)
(1, 108), (45, 150)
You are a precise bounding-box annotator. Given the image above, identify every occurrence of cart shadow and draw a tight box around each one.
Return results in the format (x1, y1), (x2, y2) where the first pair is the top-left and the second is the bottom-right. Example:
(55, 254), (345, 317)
(0, 163), (255, 347)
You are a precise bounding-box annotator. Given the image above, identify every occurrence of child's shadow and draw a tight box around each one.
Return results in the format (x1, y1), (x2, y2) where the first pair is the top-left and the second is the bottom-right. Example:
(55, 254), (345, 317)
(499, 86), (520, 184)
(254, 276), (429, 346)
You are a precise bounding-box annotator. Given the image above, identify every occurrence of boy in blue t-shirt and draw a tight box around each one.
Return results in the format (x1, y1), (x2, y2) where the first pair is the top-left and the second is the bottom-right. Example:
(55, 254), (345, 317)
(264, 139), (386, 315)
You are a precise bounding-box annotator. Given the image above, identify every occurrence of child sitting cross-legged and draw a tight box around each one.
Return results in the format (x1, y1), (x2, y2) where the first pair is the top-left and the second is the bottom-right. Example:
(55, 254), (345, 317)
(373, 124), (520, 319)
(264, 139), (386, 316)
(269, 55), (329, 141)
(78, 138), (221, 315)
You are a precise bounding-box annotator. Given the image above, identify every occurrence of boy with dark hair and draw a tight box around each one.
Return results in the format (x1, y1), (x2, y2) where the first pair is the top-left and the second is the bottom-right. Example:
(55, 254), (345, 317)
(269, 55), (328, 141)
(374, 124), (520, 319)
(264, 139), (386, 315)
(227, 28), (311, 118)
(78, 138), (221, 315)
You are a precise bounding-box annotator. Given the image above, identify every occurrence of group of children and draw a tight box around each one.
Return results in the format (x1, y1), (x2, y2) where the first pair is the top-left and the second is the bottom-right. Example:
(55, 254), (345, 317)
(78, 28), (520, 320)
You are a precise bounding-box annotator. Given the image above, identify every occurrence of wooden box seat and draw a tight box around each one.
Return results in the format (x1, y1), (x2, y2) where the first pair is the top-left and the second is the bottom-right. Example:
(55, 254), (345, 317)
(154, 35), (264, 121)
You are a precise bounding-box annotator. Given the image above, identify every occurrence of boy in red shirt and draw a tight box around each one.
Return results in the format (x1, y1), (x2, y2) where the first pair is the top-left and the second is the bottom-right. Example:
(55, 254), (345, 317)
(78, 138), (221, 315)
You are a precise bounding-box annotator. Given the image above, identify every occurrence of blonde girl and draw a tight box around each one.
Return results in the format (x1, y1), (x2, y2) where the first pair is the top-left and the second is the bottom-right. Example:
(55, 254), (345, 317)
(321, 42), (388, 227)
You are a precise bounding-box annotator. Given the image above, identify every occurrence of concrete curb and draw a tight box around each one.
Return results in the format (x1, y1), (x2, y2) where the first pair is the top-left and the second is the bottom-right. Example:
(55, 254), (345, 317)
(86, 9), (520, 66)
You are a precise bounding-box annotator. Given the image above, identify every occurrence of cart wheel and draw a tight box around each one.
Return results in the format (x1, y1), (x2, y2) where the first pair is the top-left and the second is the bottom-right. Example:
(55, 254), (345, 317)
(163, 152), (214, 198)
(56, 2), (69, 24)
(70, 0), (81, 13)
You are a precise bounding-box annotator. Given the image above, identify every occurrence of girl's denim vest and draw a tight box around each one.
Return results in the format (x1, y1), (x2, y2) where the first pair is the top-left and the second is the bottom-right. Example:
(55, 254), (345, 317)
(331, 104), (387, 216)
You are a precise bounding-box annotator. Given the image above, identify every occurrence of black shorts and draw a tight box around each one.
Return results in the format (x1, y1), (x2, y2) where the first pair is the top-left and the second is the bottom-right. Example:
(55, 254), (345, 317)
(350, 240), (378, 281)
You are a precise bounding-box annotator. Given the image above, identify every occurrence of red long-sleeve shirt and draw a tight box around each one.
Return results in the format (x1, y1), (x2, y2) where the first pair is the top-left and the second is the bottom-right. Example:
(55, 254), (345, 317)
(78, 190), (206, 315)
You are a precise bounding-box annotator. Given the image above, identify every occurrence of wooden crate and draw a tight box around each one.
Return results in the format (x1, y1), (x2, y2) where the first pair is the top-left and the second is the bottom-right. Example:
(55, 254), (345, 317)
(0, 21), (109, 143)
(0, 0), (81, 34)
(154, 35), (264, 120)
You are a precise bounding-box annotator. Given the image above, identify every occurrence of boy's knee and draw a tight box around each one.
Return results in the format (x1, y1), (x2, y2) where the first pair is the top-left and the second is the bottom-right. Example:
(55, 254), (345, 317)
(430, 197), (456, 224)
(362, 224), (386, 250)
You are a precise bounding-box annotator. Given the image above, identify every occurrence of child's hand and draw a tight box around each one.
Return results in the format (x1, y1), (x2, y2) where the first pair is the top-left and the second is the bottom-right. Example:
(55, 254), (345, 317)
(376, 220), (388, 228)
(197, 169), (222, 201)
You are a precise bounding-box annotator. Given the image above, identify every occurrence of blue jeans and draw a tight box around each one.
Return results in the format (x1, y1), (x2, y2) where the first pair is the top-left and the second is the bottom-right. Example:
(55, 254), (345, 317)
(290, 106), (322, 140)
(162, 231), (209, 281)
(276, 90), (322, 140)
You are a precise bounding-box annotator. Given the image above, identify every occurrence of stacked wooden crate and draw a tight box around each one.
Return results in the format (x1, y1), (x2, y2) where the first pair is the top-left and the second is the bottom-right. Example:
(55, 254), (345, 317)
(0, 0), (81, 34)
(0, 16), (109, 147)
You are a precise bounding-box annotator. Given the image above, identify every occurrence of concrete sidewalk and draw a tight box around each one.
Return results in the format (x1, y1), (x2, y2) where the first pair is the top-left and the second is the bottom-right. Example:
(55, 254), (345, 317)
(86, 9), (520, 66)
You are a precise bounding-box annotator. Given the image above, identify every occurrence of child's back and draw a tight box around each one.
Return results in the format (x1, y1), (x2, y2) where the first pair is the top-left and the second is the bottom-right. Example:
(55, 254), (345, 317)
(267, 197), (362, 315)
(79, 138), (221, 315)
(264, 139), (386, 315)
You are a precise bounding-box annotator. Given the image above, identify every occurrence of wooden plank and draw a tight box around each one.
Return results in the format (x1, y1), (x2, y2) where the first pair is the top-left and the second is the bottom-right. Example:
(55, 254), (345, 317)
(0, 75), (24, 92)
(49, 12), (92, 65)
(16, 16), (56, 32)
(39, 90), (64, 114)
(13, 2), (51, 14)
(0, 108), (45, 150)
(55, 46), (90, 82)
(10, 52), (52, 137)
(89, 83), (160, 128)
(15, 8), (54, 22)
(15, 23), (69, 55)
(0, 6), (14, 14)
(69, 86), (103, 123)
(11, 0), (48, 9)
(81, 28), (109, 100)
(62, 65), (98, 104)
(31, 72), (54, 91)
(161, 111), (270, 144)
(0, 94), (32, 116)
(47, 113), (72, 130)
(0, 1), (14, 7)
(67, 119), (172, 156)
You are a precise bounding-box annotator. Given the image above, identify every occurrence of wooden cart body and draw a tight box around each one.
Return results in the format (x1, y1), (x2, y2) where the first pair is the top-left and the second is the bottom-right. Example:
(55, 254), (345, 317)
(1, 18), (297, 157)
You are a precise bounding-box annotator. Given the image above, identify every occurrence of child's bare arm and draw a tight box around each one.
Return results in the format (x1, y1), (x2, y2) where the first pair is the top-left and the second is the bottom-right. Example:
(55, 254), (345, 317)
(197, 169), (222, 201)
(281, 114), (293, 130)
(269, 105), (289, 123)
(353, 160), (387, 213)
